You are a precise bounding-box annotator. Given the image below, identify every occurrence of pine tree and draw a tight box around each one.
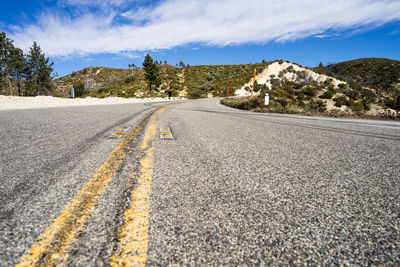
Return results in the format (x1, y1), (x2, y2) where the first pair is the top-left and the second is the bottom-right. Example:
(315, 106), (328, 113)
(25, 41), (54, 96)
(0, 32), (15, 95)
(9, 47), (27, 96)
(143, 54), (161, 97)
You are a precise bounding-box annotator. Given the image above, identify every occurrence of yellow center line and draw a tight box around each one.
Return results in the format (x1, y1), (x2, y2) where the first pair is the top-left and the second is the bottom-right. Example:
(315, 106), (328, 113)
(16, 111), (156, 266)
(17, 102), (179, 266)
(110, 105), (172, 266)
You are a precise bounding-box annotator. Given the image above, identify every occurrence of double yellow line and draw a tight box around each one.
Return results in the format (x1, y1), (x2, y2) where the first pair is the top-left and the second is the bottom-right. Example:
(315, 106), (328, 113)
(17, 105), (171, 266)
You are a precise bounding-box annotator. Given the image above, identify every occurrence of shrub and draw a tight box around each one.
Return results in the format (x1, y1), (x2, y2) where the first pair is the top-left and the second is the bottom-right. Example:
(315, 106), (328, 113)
(304, 86), (317, 96)
(282, 84), (294, 96)
(338, 83), (347, 90)
(334, 95), (347, 107)
(309, 100), (327, 112)
(320, 90), (334, 99)
(73, 82), (86, 97)
(278, 70), (286, 78)
(125, 76), (135, 83)
(298, 100), (306, 107)
(360, 88), (376, 103)
(323, 78), (333, 86)
(187, 88), (204, 99)
(276, 98), (288, 107)
(384, 97), (400, 110)
(270, 79), (281, 89)
(327, 85), (337, 93)
(361, 99), (371, 111)
(348, 80), (363, 91)
(97, 87), (110, 98)
(350, 100), (364, 114)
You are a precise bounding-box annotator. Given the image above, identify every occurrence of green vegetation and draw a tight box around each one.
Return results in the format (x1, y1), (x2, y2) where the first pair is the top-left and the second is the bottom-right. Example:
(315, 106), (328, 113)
(221, 73), (400, 120)
(53, 60), (271, 99)
(221, 94), (399, 119)
(221, 79), (328, 115)
(4, 49), (395, 120)
(73, 82), (86, 97)
(0, 32), (53, 96)
(143, 54), (161, 97)
(54, 64), (184, 98)
(314, 58), (400, 92)
(25, 42), (54, 96)
(184, 62), (269, 98)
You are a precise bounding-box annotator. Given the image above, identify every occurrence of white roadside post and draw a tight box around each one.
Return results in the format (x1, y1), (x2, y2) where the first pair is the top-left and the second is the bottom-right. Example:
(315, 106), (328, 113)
(264, 92), (269, 106)
(70, 85), (75, 99)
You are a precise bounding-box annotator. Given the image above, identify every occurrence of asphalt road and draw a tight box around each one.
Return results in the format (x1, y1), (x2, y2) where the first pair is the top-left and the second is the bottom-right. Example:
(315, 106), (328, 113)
(1, 99), (399, 265)
(0, 101), (170, 266)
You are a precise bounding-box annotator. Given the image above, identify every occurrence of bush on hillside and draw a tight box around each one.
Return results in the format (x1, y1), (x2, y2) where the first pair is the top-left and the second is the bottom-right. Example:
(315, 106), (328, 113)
(309, 100), (327, 113)
(297, 93), (305, 101)
(334, 96), (347, 107)
(73, 82), (86, 97)
(348, 100), (364, 114)
(303, 86), (317, 97)
(385, 96), (400, 110)
(319, 90), (334, 99)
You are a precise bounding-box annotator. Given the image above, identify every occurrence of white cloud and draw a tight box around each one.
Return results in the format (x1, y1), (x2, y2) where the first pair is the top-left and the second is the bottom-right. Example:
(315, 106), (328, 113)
(119, 51), (143, 59)
(8, 0), (400, 57)
(58, 0), (134, 7)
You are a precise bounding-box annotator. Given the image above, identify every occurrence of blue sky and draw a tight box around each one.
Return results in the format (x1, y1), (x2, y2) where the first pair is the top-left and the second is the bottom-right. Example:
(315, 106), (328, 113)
(1, 0), (400, 77)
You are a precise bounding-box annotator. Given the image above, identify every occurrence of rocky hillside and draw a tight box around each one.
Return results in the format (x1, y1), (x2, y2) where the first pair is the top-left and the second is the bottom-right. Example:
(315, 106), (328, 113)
(54, 65), (177, 98)
(314, 58), (400, 92)
(223, 60), (400, 118)
(236, 61), (344, 95)
(54, 62), (270, 99)
(314, 58), (400, 110)
(54, 58), (400, 117)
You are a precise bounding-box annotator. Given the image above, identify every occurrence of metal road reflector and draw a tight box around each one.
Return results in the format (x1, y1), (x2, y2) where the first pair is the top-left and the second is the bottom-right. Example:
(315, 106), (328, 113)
(160, 127), (174, 140)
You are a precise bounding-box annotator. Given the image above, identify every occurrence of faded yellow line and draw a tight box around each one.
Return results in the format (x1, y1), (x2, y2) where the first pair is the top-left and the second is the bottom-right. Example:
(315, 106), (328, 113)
(16, 111), (156, 267)
(110, 106), (169, 267)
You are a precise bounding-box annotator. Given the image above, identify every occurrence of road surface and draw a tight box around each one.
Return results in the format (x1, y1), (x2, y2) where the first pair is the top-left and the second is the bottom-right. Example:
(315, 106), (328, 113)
(1, 99), (399, 265)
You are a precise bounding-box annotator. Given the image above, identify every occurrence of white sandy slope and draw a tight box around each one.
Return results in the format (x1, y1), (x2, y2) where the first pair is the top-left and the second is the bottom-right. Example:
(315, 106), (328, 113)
(0, 95), (183, 111)
(235, 61), (345, 96)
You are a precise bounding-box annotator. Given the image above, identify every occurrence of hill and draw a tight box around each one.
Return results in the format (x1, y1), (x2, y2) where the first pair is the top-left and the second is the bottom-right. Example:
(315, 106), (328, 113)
(54, 62), (270, 99)
(313, 58), (400, 109)
(222, 60), (400, 119)
(314, 58), (400, 92)
(53, 58), (400, 118)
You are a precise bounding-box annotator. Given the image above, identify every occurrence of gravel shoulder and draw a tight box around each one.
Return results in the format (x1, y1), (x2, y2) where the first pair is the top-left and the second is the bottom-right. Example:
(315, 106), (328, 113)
(0, 95), (182, 111)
